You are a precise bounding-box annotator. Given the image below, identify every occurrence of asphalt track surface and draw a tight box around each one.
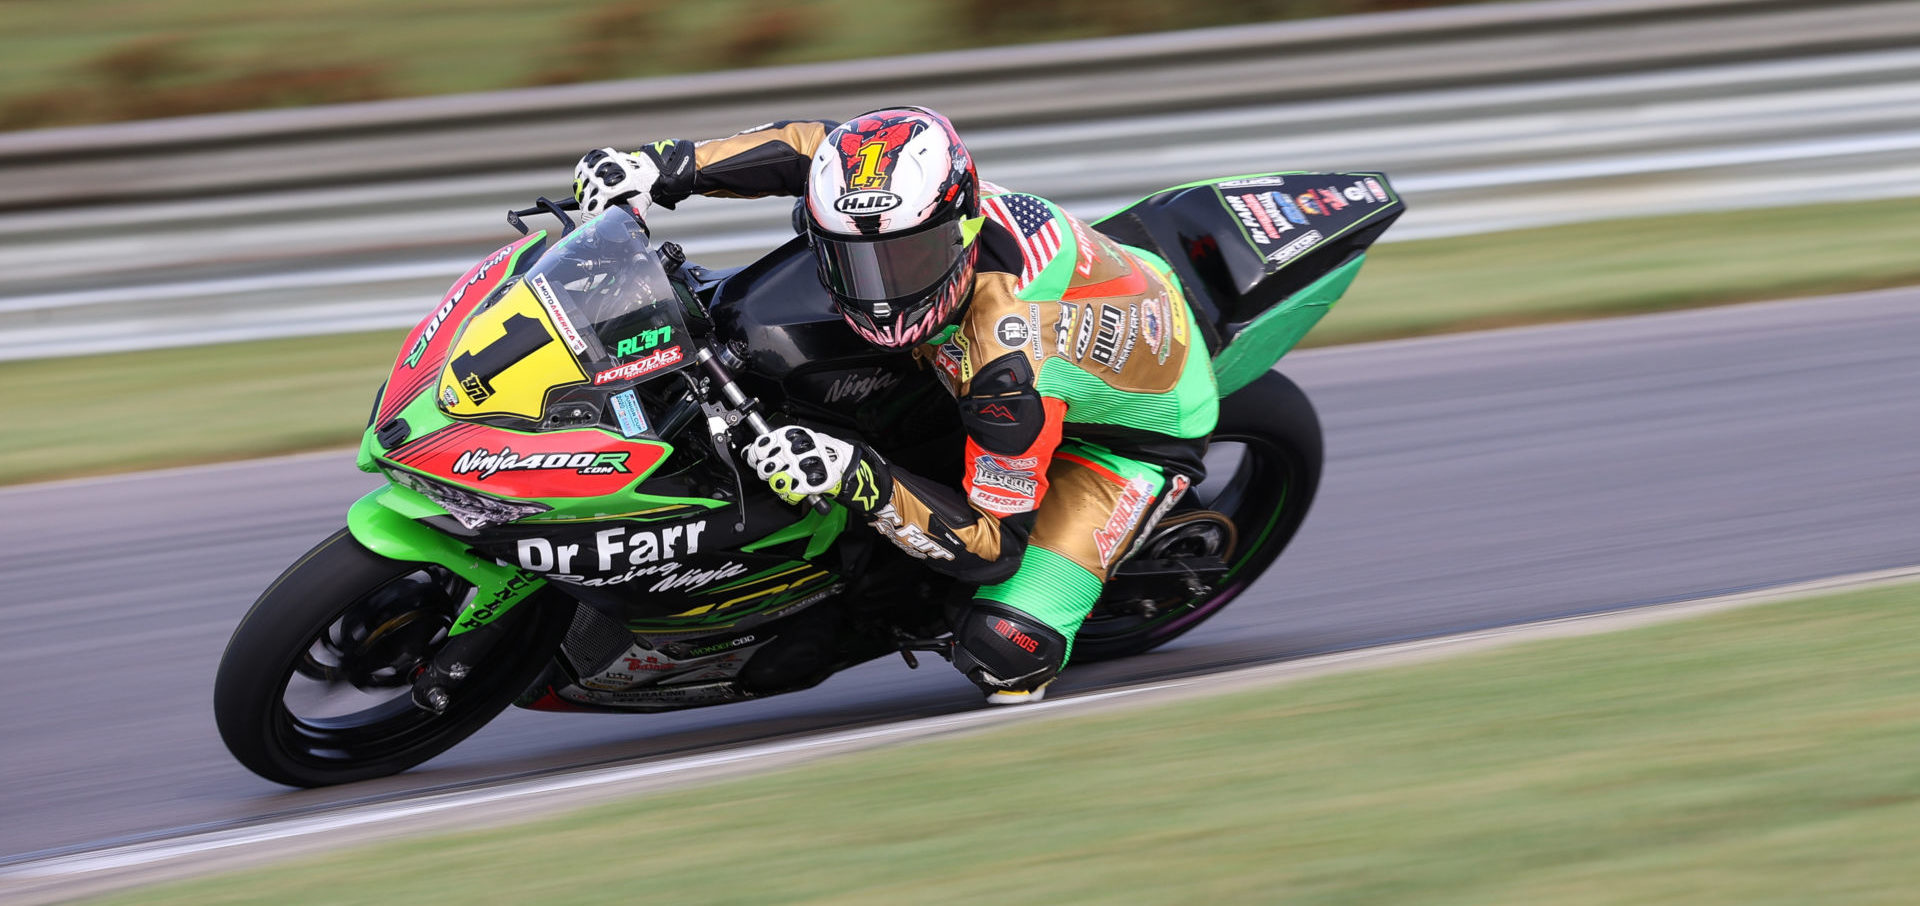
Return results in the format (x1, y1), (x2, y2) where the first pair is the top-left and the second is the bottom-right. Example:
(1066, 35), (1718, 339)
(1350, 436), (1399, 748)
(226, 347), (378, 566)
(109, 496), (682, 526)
(2, 289), (1917, 862)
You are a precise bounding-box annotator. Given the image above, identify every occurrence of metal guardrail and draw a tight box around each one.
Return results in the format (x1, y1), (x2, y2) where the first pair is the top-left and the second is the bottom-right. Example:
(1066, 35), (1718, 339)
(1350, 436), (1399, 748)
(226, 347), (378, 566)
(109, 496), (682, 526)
(1, 0), (1917, 360)
(0, 0), (1914, 208)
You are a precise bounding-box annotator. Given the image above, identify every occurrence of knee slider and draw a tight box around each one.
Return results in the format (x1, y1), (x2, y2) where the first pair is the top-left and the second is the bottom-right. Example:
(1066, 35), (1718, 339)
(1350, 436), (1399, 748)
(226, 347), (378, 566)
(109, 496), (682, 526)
(951, 602), (1067, 693)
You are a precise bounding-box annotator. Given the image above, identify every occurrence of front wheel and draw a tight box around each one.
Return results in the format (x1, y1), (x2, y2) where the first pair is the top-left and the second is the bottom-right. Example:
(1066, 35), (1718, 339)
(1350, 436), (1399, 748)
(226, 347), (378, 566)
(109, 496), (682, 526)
(1072, 370), (1323, 662)
(214, 528), (569, 787)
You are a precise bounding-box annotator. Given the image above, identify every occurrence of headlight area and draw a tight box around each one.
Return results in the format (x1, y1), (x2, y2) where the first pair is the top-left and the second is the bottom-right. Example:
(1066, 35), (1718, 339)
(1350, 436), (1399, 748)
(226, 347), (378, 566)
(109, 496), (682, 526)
(388, 468), (552, 530)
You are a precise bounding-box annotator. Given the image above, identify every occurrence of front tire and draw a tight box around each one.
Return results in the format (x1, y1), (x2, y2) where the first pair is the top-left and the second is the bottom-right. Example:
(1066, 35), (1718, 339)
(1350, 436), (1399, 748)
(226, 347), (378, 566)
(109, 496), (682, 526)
(214, 528), (568, 787)
(1072, 370), (1323, 661)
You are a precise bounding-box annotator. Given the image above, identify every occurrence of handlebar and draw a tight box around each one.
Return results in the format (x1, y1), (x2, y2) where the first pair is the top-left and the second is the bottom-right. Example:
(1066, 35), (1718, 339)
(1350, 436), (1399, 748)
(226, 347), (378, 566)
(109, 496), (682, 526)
(694, 347), (833, 516)
(510, 200), (824, 516)
(507, 196), (581, 237)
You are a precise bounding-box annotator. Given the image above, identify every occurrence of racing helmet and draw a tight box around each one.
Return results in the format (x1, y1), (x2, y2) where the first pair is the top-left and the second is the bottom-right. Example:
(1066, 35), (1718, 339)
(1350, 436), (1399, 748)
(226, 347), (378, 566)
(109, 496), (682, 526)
(805, 108), (981, 348)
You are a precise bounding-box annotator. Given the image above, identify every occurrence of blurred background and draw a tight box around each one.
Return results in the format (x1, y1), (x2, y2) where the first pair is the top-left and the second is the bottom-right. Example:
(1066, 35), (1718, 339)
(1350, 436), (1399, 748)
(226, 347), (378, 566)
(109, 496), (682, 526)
(0, 0), (1478, 129)
(2, 0), (1918, 901)
(4, 0), (1919, 481)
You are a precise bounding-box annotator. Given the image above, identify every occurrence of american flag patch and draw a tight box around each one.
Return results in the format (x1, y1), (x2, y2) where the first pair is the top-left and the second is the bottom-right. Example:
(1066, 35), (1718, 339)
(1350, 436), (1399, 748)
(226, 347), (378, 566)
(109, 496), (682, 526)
(984, 193), (1062, 288)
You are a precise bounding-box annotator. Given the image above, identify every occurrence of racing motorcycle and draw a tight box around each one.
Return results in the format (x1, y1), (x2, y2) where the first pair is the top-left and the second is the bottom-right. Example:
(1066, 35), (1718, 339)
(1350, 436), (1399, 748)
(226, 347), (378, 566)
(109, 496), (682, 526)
(214, 172), (1404, 787)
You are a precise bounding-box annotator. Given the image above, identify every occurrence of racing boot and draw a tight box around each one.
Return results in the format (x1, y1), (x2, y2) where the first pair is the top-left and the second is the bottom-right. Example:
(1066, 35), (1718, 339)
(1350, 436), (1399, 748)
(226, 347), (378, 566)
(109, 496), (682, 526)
(950, 601), (1068, 706)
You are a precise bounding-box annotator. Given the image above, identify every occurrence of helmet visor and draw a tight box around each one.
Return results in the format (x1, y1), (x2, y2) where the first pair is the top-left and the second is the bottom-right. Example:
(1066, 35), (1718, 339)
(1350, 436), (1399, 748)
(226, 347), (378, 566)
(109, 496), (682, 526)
(813, 218), (969, 303)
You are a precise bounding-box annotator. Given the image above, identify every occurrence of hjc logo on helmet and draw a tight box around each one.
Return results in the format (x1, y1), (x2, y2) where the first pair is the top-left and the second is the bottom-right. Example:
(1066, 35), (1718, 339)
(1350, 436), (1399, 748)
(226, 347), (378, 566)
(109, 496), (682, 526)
(833, 190), (903, 214)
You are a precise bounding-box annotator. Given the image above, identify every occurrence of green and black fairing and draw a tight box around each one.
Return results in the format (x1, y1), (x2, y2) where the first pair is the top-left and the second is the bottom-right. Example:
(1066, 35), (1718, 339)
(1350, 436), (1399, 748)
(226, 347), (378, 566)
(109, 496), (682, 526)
(1096, 171), (1406, 393)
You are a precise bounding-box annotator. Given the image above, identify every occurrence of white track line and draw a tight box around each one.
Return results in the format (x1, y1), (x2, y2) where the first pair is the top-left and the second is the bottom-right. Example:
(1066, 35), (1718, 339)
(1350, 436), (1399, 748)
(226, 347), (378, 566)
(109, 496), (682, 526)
(3, 562), (1915, 902)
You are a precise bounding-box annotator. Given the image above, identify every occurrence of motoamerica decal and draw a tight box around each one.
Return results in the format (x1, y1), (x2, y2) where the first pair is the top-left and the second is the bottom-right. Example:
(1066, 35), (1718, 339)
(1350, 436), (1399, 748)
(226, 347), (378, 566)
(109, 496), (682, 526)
(385, 424), (665, 499)
(529, 272), (588, 355)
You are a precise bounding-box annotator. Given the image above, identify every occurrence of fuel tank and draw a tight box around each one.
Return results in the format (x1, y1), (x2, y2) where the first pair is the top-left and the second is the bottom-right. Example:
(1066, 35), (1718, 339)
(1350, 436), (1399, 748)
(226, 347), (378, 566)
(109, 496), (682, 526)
(707, 236), (959, 468)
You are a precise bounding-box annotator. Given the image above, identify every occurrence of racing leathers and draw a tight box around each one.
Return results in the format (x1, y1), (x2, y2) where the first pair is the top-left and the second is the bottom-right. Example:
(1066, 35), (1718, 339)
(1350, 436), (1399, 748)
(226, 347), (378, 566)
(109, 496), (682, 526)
(628, 121), (1220, 699)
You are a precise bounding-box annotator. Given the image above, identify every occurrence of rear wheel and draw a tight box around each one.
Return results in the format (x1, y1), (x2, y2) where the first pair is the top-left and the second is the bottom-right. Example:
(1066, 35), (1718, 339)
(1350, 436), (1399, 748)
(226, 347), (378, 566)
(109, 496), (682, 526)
(214, 529), (568, 787)
(1072, 370), (1322, 662)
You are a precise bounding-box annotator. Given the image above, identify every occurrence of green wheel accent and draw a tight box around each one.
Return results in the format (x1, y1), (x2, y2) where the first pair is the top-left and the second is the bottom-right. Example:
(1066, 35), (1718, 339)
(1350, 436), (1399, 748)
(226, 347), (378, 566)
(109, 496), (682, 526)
(1035, 304), (1218, 439)
(1212, 254), (1368, 396)
(346, 487), (545, 636)
(976, 546), (1105, 661)
(1226, 483), (1287, 582)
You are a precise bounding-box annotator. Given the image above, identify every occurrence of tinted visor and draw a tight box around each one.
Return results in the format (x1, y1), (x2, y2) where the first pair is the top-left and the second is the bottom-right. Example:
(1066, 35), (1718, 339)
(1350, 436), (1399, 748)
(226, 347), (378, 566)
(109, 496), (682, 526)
(813, 219), (968, 303)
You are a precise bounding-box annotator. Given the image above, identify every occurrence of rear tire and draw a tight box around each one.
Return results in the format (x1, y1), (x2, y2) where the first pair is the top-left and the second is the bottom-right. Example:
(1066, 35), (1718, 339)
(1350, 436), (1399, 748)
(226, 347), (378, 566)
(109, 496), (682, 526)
(214, 528), (568, 787)
(1072, 370), (1323, 662)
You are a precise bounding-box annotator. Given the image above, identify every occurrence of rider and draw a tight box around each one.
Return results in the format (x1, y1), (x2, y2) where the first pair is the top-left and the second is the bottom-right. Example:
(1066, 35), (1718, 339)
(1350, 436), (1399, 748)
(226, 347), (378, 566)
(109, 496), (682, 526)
(572, 108), (1218, 704)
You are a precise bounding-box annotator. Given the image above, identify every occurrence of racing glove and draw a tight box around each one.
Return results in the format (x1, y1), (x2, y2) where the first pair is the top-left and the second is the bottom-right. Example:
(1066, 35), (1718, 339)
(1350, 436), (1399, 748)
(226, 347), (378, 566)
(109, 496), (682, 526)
(571, 140), (695, 218)
(573, 148), (655, 218)
(744, 425), (858, 505)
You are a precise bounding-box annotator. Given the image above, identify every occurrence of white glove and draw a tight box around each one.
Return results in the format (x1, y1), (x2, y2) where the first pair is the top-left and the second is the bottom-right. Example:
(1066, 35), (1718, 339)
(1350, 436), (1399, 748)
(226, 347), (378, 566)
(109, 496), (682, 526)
(744, 426), (856, 505)
(573, 147), (661, 219)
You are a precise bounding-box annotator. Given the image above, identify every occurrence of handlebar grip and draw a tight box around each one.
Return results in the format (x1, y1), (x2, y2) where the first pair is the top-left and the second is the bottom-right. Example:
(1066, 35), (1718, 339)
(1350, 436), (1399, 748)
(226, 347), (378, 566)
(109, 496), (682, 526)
(701, 348), (834, 516)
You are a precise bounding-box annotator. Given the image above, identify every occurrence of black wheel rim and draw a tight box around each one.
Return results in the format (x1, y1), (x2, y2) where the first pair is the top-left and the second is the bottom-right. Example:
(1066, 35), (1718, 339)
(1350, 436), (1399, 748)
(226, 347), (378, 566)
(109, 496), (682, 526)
(268, 565), (513, 768)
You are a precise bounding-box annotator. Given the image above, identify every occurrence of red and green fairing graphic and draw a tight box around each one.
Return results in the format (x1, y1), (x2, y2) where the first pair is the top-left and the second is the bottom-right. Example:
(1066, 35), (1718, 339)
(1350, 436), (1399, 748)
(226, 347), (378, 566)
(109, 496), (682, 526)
(382, 423), (667, 501)
(376, 233), (545, 427)
(360, 229), (693, 512)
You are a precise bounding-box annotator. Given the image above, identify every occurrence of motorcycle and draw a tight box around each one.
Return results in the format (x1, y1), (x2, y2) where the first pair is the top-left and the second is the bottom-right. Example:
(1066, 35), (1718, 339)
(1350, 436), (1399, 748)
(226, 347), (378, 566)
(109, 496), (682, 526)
(214, 172), (1404, 787)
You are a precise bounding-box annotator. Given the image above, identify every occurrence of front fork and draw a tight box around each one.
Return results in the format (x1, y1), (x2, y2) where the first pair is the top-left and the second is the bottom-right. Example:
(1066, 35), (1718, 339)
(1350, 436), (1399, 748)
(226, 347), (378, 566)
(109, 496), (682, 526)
(347, 486), (548, 711)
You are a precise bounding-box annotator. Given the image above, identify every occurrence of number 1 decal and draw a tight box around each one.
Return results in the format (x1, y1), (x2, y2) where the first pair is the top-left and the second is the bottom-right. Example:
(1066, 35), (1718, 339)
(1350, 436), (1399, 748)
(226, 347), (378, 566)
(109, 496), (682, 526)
(452, 313), (550, 403)
(851, 140), (889, 189)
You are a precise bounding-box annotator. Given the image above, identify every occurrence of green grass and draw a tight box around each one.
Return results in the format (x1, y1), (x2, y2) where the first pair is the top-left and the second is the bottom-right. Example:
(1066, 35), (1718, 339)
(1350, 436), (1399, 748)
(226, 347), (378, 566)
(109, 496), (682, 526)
(2, 330), (401, 483)
(94, 583), (1920, 905)
(7, 197), (1920, 486)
